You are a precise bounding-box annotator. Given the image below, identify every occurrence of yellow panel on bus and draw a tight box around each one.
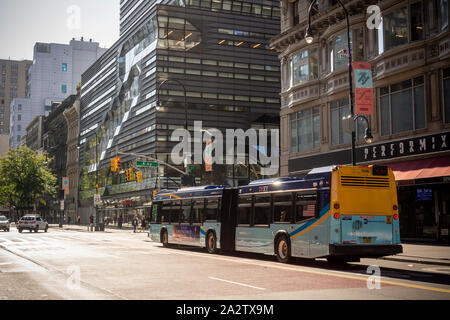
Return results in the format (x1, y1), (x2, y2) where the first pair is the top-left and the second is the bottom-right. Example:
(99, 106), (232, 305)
(331, 166), (398, 216)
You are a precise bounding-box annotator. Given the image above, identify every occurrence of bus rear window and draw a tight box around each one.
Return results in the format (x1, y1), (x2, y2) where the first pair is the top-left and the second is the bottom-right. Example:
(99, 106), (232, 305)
(372, 165), (388, 176)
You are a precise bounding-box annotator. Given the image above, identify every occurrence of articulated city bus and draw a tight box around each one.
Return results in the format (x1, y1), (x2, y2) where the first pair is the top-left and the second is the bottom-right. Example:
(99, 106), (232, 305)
(149, 165), (402, 263)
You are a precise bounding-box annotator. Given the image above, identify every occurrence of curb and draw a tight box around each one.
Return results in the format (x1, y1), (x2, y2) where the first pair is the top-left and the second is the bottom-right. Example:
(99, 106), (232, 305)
(380, 256), (450, 267)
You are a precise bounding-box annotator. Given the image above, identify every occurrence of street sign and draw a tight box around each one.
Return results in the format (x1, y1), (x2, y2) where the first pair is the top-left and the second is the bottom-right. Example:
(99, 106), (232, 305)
(353, 62), (373, 115)
(136, 160), (158, 167)
(62, 177), (69, 195)
(94, 194), (101, 206)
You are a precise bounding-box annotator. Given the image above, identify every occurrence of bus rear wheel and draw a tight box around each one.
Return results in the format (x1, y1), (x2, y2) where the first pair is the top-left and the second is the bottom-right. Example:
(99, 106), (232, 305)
(275, 235), (291, 263)
(206, 232), (217, 254)
(161, 230), (169, 247)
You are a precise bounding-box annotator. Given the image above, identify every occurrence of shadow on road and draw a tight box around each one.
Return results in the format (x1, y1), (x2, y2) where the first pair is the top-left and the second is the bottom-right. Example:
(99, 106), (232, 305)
(153, 243), (450, 287)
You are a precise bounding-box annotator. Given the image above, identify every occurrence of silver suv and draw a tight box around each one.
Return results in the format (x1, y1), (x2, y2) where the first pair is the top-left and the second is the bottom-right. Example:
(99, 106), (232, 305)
(17, 215), (48, 233)
(0, 216), (10, 232)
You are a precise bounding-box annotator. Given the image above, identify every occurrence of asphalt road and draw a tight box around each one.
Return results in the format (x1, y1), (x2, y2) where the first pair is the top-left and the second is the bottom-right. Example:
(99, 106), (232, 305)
(0, 227), (449, 301)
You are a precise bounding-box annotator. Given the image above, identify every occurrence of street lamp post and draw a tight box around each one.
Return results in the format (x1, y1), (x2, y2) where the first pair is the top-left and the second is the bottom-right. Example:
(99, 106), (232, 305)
(155, 79), (191, 184)
(93, 126), (104, 231)
(306, 0), (366, 165)
(156, 79), (188, 132)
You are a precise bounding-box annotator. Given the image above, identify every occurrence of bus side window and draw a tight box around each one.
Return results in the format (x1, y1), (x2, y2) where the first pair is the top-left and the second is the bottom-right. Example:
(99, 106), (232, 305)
(155, 203), (163, 223)
(161, 201), (171, 223)
(238, 196), (252, 225)
(170, 201), (180, 223)
(181, 200), (191, 223)
(274, 193), (293, 223)
(254, 195), (271, 226)
(192, 199), (204, 223)
(295, 193), (317, 223)
(205, 198), (219, 221)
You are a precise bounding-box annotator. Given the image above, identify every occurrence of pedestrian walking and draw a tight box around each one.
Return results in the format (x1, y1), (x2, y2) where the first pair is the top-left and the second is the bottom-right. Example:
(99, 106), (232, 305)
(118, 215), (123, 229)
(89, 214), (94, 232)
(132, 216), (138, 233)
(141, 216), (146, 232)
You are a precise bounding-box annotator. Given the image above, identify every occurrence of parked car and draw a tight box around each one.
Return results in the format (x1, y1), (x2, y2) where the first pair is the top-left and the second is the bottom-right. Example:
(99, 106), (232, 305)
(17, 215), (48, 233)
(0, 216), (10, 232)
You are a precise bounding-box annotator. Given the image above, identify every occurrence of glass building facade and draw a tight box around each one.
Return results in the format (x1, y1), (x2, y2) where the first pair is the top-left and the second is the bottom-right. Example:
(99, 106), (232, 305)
(78, 0), (281, 221)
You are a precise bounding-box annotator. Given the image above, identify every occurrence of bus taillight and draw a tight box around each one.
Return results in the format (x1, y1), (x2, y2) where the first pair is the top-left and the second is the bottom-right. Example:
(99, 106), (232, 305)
(333, 203), (340, 210)
(393, 205), (398, 211)
(333, 213), (340, 219)
(393, 214), (399, 220)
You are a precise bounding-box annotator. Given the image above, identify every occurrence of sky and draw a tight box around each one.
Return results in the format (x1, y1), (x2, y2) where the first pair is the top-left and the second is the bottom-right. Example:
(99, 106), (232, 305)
(0, 0), (120, 61)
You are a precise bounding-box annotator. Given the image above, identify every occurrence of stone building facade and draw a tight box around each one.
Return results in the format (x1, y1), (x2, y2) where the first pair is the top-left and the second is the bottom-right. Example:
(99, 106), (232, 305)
(270, 0), (450, 241)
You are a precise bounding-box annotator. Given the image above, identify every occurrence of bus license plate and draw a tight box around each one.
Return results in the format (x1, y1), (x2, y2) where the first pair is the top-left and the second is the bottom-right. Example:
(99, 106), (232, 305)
(363, 237), (372, 243)
(386, 216), (392, 224)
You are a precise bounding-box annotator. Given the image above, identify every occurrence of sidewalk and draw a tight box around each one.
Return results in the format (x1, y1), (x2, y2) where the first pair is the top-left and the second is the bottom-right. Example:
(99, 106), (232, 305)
(380, 242), (450, 266)
(48, 223), (138, 233)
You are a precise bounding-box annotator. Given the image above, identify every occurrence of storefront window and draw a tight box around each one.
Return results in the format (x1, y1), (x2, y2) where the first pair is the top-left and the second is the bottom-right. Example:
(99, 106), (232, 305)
(380, 76), (426, 136)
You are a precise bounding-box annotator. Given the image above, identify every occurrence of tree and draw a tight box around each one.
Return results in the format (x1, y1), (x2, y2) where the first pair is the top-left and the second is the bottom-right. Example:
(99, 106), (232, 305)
(0, 147), (57, 213)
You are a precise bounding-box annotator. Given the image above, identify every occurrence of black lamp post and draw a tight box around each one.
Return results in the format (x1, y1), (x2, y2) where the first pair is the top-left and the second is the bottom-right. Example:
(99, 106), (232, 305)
(93, 125), (105, 230)
(306, 0), (368, 166)
(354, 115), (373, 144)
(155, 79), (190, 182)
(155, 79), (188, 131)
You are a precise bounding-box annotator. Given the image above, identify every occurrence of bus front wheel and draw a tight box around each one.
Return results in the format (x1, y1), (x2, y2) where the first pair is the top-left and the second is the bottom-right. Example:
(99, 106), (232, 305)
(161, 230), (169, 247)
(206, 231), (217, 254)
(275, 235), (291, 263)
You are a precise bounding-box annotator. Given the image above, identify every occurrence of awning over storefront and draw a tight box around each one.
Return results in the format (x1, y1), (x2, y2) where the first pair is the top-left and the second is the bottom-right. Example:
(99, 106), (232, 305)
(388, 156), (450, 181)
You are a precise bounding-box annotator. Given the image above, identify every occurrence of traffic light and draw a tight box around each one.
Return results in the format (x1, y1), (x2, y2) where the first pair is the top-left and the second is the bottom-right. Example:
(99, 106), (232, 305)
(110, 157), (121, 172)
(126, 168), (134, 182)
(152, 189), (158, 198)
(136, 171), (142, 183)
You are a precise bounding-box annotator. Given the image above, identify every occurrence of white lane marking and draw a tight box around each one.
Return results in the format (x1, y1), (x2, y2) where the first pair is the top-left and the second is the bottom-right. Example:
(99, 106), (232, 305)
(208, 276), (266, 291)
(162, 247), (450, 294)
